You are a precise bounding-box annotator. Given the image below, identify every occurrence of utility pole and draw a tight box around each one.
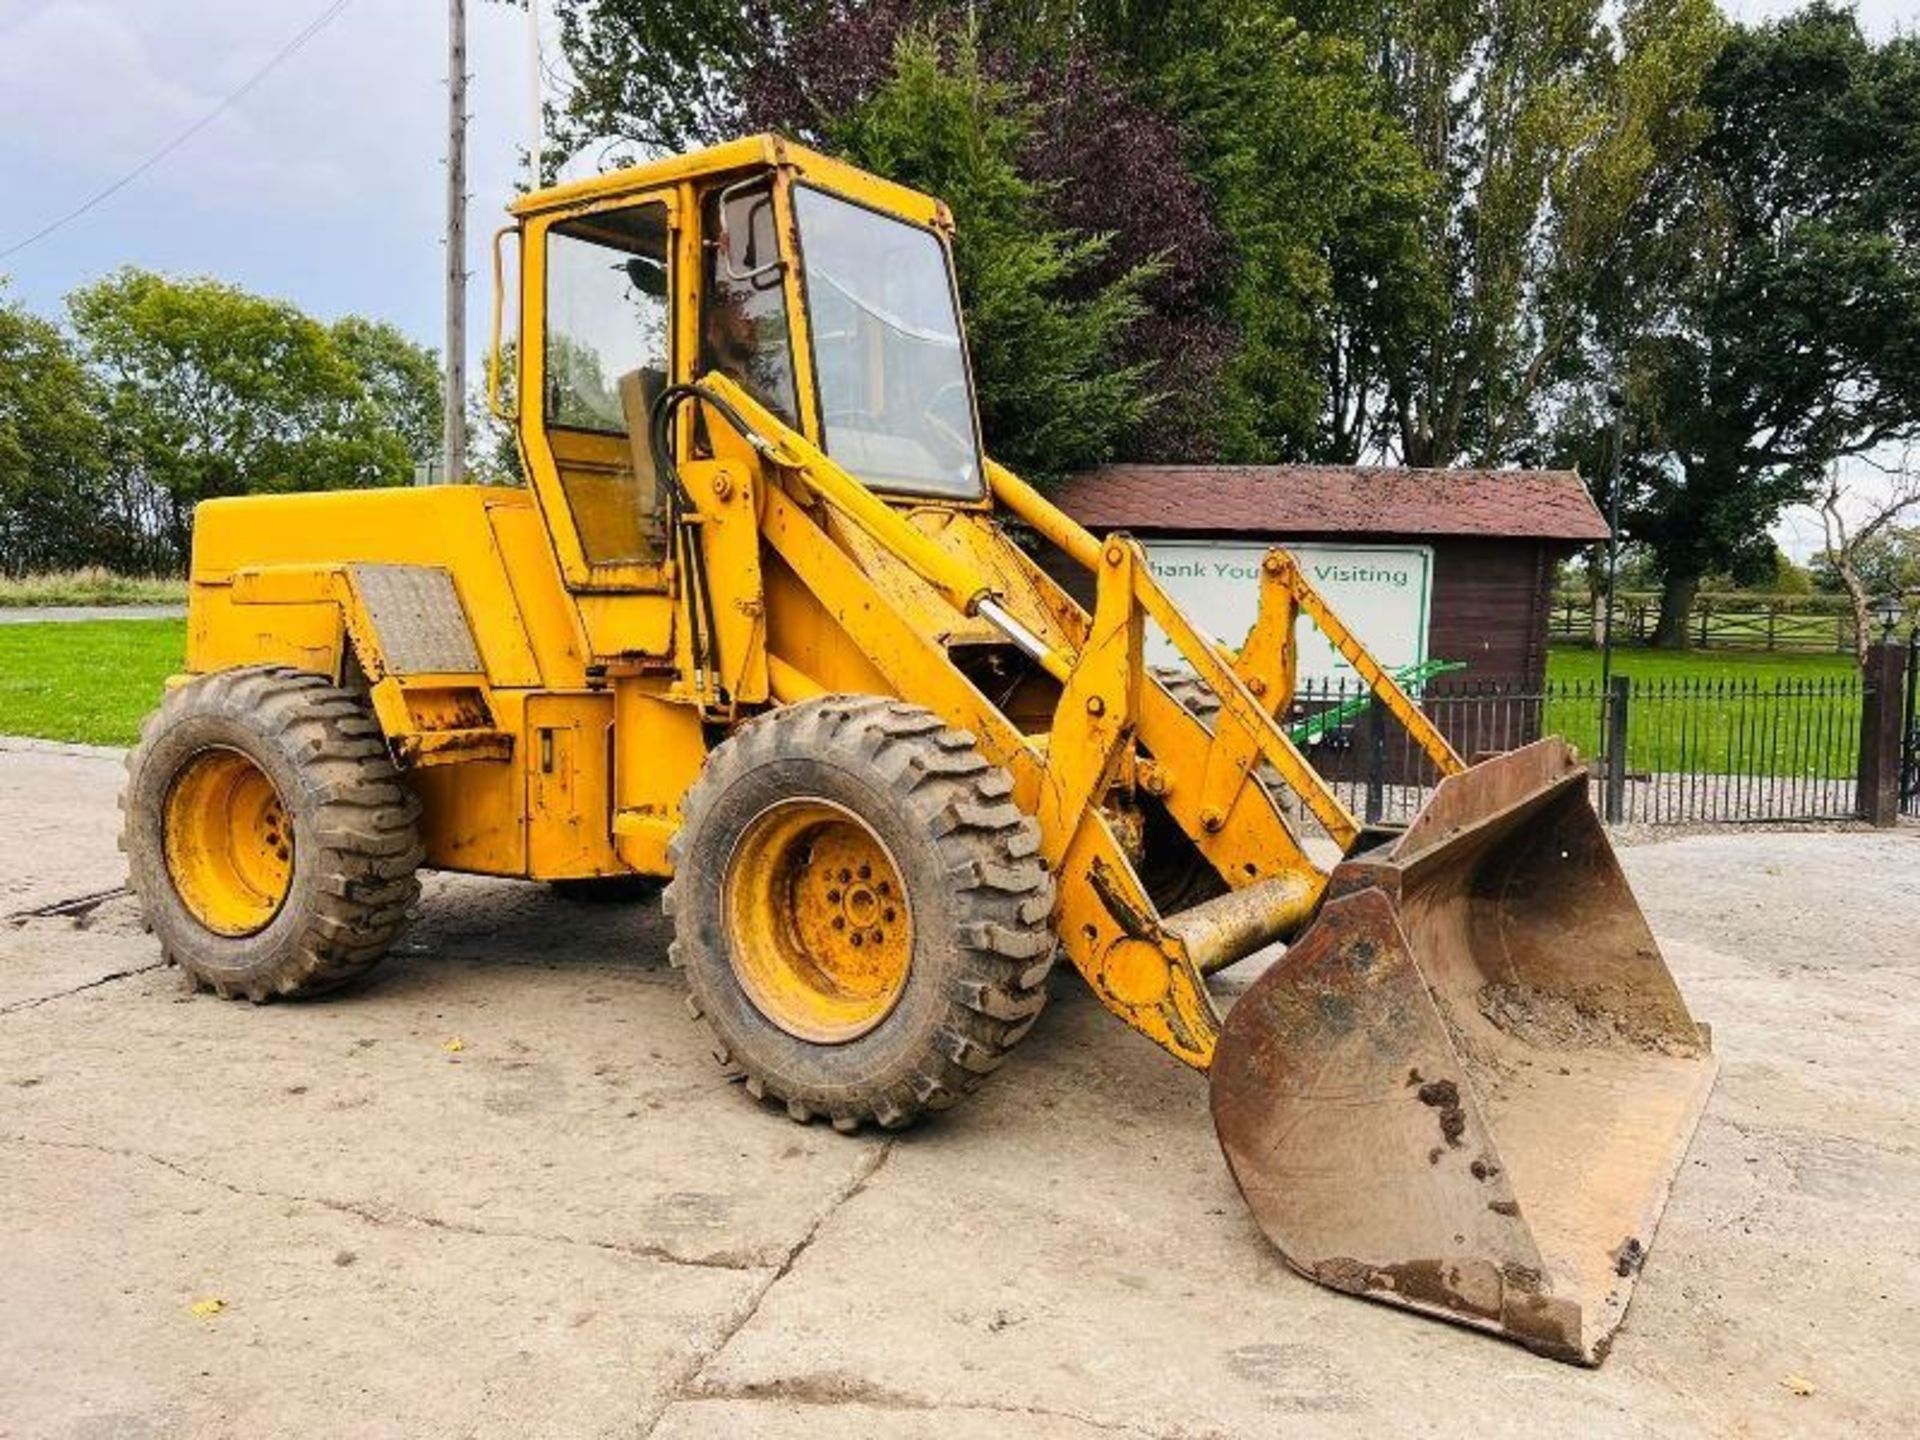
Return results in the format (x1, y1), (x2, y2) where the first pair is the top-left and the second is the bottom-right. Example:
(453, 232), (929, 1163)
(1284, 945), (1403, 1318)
(527, 0), (543, 187)
(443, 0), (468, 485)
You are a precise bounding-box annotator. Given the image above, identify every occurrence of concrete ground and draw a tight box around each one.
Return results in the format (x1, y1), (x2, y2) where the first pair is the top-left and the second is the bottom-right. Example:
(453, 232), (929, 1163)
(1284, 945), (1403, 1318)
(2, 736), (1916, 1439)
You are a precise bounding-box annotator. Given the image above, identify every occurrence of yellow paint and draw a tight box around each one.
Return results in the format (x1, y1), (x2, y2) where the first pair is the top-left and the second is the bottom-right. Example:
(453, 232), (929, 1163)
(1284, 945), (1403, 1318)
(1103, 938), (1173, 1007)
(169, 133), (1479, 1073)
(162, 748), (292, 937)
(723, 798), (913, 1042)
(525, 693), (622, 878)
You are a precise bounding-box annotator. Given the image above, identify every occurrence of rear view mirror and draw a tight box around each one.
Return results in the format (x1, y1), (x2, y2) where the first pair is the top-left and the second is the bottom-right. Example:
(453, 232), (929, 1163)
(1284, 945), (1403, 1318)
(715, 178), (782, 286)
(623, 256), (668, 300)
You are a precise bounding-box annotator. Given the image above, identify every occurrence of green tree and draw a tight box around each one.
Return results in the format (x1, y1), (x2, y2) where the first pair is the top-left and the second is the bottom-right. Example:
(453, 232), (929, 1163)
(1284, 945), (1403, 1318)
(1813, 526), (1920, 600)
(67, 270), (442, 568)
(1587, 5), (1920, 646)
(468, 340), (527, 487)
(548, 0), (815, 155)
(1132, 6), (1437, 459)
(332, 315), (444, 465)
(0, 285), (111, 574)
(1292, 0), (1725, 465)
(542, 0), (1727, 476)
(826, 27), (1153, 479)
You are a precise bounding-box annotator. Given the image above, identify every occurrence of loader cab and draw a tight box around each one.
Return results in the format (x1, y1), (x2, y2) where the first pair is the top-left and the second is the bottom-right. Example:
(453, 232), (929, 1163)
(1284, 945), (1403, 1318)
(497, 137), (989, 618)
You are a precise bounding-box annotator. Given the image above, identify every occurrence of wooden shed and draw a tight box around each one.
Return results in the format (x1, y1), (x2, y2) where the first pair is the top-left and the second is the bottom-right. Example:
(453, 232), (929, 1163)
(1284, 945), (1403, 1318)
(1047, 464), (1609, 690)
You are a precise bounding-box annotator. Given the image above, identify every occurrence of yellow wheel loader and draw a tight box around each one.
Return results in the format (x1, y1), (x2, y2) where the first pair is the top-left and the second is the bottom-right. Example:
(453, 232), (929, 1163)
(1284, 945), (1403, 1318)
(124, 135), (1715, 1364)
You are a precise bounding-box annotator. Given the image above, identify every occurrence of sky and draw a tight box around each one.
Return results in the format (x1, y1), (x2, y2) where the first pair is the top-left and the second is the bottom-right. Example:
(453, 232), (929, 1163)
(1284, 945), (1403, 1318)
(0, 0), (540, 356)
(0, 0), (1911, 552)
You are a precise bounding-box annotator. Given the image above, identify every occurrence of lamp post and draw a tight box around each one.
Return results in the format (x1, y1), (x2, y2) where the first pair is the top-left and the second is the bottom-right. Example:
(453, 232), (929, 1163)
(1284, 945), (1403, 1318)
(1598, 388), (1626, 779)
(1874, 593), (1903, 644)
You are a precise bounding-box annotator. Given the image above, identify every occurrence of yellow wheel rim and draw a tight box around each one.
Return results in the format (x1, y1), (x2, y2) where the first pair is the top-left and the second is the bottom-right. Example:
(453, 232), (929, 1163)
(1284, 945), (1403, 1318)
(163, 747), (294, 938)
(723, 798), (914, 1043)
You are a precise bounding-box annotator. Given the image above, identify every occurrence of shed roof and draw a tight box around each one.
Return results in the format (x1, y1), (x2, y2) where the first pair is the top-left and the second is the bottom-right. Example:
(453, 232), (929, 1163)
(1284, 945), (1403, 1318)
(1054, 465), (1609, 542)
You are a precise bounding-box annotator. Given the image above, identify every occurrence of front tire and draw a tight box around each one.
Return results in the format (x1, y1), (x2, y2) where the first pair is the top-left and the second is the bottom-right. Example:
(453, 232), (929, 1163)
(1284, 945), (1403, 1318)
(664, 696), (1056, 1131)
(122, 666), (423, 1000)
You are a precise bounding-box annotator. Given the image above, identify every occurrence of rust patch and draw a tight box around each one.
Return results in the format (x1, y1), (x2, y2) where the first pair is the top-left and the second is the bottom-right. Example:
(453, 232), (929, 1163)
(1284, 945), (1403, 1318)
(1614, 1236), (1646, 1277)
(1470, 1157), (1502, 1181)
(1501, 1263), (1545, 1295)
(1500, 1293), (1590, 1365)
(1416, 1078), (1467, 1147)
(1312, 1256), (1374, 1295)
(1364, 1259), (1499, 1321)
(1310, 1255), (1589, 1363)
(1488, 1199), (1521, 1217)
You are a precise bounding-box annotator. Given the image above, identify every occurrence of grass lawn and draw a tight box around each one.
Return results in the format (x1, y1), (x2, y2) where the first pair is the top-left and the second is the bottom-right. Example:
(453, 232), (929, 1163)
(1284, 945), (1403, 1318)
(0, 569), (187, 608)
(1546, 645), (1858, 684)
(1540, 645), (1861, 777)
(0, 622), (1872, 779)
(0, 619), (183, 746)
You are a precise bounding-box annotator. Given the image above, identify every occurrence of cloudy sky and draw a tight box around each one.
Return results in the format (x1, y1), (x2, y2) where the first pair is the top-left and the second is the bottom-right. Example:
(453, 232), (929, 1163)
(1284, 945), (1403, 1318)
(0, 0), (1909, 550)
(2, 0), (1907, 357)
(0, 0), (539, 352)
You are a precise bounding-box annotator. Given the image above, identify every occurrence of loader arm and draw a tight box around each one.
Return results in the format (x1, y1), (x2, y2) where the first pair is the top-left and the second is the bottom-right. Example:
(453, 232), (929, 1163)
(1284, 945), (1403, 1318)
(679, 371), (1715, 1366)
(679, 373), (1477, 1070)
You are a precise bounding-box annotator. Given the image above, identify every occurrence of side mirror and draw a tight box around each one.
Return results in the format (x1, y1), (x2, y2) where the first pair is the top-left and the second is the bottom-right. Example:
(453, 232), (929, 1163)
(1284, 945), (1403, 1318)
(715, 178), (783, 286)
(623, 255), (668, 300)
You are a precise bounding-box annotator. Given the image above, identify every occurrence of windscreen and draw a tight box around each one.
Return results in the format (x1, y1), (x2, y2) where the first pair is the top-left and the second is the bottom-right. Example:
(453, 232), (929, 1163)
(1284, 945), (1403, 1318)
(793, 186), (983, 498)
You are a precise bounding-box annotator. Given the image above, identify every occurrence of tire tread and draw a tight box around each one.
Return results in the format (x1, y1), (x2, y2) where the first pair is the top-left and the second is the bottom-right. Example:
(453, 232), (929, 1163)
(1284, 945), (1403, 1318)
(123, 665), (421, 999)
(665, 695), (1056, 1133)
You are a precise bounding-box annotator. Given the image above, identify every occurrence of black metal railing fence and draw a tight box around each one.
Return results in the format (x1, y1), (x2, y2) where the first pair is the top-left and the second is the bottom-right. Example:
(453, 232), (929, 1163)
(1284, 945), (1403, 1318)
(1281, 672), (1864, 827)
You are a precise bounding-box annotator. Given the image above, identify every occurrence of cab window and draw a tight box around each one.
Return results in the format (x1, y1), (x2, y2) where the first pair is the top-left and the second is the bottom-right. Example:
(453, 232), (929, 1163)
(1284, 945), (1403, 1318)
(543, 202), (670, 565)
(792, 186), (983, 498)
(700, 180), (799, 426)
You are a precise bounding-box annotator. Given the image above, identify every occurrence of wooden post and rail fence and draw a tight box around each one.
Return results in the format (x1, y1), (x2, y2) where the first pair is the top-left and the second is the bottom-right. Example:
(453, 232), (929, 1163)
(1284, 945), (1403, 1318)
(1552, 592), (1916, 654)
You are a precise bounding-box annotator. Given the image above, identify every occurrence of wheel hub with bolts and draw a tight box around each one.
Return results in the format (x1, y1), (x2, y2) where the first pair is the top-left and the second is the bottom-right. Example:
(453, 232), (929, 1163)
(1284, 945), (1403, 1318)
(724, 797), (914, 1044)
(161, 746), (294, 938)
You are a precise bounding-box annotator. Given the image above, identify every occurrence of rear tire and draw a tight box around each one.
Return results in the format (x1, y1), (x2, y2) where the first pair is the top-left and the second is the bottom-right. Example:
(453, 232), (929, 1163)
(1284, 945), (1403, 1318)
(122, 666), (423, 1000)
(665, 696), (1056, 1131)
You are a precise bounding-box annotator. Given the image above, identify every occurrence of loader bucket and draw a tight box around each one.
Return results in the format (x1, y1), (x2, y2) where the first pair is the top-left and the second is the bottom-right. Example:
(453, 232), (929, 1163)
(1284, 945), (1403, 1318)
(1209, 738), (1716, 1365)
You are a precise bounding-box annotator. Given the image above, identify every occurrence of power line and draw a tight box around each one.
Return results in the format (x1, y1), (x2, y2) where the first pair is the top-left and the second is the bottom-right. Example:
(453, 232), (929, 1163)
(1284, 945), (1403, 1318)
(0, 0), (357, 263)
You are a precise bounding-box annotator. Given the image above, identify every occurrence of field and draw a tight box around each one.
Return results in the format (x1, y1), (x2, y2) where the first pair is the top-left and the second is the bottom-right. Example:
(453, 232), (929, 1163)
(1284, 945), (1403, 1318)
(0, 569), (187, 608)
(1545, 646), (1858, 684)
(0, 619), (184, 746)
(1539, 646), (1862, 779)
(0, 623), (1875, 786)
(1548, 591), (1876, 655)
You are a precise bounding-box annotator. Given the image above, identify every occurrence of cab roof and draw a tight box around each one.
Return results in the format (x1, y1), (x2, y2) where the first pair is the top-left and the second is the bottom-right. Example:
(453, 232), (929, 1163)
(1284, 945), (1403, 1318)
(506, 133), (950, 231)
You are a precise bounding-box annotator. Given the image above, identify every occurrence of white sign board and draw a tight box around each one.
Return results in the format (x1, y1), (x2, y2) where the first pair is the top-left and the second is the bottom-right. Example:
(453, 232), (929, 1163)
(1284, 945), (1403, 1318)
(1142, 540), (1434, 685)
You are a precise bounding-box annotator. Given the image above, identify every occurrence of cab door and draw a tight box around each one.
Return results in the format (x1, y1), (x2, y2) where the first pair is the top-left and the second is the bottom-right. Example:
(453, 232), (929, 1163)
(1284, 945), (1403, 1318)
(520, 190), (682, 657)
